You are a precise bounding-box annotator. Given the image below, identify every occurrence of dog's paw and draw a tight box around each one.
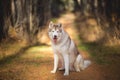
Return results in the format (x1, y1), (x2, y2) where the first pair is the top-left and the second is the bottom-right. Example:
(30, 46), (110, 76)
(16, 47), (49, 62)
(64, 72), (69, 76)
(75, 68), (80, 72)
(51, 70), (56, 73)
(76, 69), (80, 72)
(58, 67), (65, 71)
(80, 67), (85, 71)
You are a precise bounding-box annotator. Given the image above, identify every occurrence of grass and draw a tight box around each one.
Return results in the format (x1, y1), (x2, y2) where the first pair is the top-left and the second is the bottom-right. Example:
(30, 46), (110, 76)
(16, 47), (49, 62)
(50, 18), (58, 22)
(0, 41), (22, 60)
(78, 41), (120, 65)
(0, 39), (52, 65)
(0, 42), (54, 80)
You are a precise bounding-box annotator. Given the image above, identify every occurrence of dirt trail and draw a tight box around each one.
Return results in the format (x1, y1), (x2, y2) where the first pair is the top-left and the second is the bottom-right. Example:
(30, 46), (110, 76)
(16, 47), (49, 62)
(0, 13), (116, 80)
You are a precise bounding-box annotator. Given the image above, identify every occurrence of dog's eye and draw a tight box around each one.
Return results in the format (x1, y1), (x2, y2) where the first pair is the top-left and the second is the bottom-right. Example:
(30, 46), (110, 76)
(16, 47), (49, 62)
(57, 30), (60, 33)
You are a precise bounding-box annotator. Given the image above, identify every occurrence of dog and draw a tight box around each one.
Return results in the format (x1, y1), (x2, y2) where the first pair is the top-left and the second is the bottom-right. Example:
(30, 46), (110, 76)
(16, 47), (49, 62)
(48, 21), (91, 76)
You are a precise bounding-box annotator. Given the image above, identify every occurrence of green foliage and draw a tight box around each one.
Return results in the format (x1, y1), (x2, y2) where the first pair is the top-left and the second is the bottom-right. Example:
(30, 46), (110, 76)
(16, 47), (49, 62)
(79, 42), (120, 65)
(50, 18), (58, 23)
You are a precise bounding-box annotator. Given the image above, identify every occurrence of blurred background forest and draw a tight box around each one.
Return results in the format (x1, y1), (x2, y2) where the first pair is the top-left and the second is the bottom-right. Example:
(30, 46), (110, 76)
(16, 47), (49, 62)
(0, 0), (120, 80)
(0, 0), (119, 44)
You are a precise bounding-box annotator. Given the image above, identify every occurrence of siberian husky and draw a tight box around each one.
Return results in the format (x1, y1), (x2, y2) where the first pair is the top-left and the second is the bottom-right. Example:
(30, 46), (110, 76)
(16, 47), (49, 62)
(48, 21), (91, 76)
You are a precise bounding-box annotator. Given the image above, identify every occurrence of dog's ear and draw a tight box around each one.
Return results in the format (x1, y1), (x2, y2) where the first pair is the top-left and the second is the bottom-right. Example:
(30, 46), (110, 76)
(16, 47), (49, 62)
(58, 23), (62, 28)
(58, 23), (62, 32)
(49, 21), (53, 28)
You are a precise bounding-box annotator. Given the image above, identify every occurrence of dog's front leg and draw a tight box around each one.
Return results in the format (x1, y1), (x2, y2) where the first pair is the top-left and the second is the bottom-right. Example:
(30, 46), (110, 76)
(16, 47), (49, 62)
(63, 54), (69, 76)
(58, 55), (65, 71)
(51, 54), (59, 73)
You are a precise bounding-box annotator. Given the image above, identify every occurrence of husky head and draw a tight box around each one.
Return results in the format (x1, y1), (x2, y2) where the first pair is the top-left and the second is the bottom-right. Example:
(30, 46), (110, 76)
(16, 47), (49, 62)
(48, 21), (63, 43)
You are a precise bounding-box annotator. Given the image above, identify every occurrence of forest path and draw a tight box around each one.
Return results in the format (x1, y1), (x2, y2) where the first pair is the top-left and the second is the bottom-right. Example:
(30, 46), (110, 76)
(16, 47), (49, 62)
(0, 13), (119, 80)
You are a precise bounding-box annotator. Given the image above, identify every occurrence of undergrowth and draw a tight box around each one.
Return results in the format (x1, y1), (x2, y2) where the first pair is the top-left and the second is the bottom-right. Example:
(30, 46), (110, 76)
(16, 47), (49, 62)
(79, 41), (120, 65)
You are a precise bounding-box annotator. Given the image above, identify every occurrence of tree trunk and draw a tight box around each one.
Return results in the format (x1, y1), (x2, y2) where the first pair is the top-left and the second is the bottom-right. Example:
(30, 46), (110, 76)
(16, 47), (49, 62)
(0, 0), (5, 41)
(0, 0), (11, 41)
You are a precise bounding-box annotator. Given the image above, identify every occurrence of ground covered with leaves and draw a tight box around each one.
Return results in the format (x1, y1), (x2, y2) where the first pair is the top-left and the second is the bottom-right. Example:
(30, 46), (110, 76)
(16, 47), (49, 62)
(0, 13), (120, 80)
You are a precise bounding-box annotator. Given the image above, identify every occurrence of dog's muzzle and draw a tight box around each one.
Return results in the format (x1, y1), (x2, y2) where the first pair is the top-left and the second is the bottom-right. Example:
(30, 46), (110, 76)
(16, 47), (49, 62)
(53, 35), (57, 43)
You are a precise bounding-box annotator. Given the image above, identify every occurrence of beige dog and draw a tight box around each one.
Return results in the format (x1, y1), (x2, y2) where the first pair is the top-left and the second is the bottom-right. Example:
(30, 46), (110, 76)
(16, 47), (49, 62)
(48, 21), (91, 76)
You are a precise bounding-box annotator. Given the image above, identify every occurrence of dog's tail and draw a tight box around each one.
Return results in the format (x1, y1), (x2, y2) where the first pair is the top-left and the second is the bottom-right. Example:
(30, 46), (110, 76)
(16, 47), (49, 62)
(76, 54), (91, 70)
(83, 60), (91, 69)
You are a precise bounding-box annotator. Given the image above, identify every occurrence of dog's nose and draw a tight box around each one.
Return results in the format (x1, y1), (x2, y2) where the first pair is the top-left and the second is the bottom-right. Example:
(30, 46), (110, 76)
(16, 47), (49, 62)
(54, 35), (57, 38)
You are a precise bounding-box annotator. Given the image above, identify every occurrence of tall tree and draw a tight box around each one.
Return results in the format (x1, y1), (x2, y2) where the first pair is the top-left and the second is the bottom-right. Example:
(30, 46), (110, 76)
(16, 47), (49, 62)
(0, 0), (51, 44)
(0, 0), (11, 41)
